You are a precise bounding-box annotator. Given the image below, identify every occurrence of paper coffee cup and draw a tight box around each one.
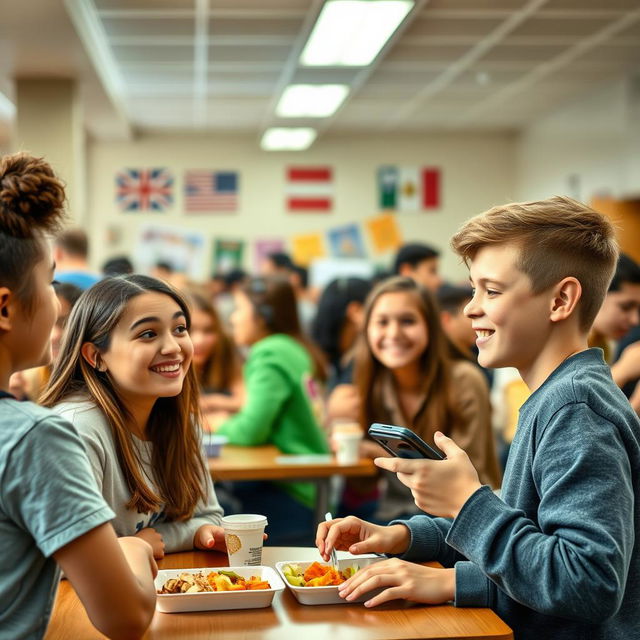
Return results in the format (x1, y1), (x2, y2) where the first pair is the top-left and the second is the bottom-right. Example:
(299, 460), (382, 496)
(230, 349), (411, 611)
(221, 514), (268, 566)
(334, 431), (362, 465)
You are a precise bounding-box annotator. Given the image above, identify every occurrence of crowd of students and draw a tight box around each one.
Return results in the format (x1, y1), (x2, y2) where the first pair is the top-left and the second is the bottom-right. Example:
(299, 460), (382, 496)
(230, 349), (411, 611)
(1, 151), (639, 639)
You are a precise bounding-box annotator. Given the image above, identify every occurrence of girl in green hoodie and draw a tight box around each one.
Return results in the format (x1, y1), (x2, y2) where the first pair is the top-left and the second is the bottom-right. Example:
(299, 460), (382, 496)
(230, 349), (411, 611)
(216, 276), (329, 544)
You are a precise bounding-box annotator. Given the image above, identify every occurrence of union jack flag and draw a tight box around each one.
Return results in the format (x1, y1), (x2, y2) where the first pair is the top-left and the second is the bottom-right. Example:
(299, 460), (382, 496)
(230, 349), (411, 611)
(116, 168), (173, 211)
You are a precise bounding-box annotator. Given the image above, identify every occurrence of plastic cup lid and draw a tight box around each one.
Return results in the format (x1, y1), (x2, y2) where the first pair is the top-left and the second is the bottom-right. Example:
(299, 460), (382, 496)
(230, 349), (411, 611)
(221, 514), (268, 530)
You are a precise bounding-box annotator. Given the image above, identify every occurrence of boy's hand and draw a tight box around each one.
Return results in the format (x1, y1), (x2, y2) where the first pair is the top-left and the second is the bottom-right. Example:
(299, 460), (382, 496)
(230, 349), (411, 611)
(316, 516), (410, 560)
(375, 432), (482, 519)
(134, 527), (165, 559)
(194, 524), (227, 551)
(337, 558), (455, 607)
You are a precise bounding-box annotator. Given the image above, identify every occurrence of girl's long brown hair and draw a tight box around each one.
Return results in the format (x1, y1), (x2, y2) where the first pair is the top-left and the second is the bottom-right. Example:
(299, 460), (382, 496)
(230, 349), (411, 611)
(354, 276), (462, 443)
(187, 289), (242, 392)
(40, 274), (207, 520)
(243, 276), (328, 381)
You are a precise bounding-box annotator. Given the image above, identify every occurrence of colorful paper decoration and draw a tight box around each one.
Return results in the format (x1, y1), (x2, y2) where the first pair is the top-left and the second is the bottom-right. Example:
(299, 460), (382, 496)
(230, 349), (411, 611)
(365, 213), (403, 253)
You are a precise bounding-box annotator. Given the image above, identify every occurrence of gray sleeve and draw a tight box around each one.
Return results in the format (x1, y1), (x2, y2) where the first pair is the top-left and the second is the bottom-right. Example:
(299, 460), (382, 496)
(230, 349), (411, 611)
(1, 414), (114, 557)
(388, 515), (465, 566)
(446, 404), (634, 621)
(155, 453), (224, 552)
(454, 561), (496, 607)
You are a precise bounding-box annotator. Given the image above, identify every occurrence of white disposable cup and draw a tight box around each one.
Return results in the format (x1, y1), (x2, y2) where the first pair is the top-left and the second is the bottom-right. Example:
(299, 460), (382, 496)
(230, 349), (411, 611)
(334, 431), (363, 465)
(221, 514), (268, 566)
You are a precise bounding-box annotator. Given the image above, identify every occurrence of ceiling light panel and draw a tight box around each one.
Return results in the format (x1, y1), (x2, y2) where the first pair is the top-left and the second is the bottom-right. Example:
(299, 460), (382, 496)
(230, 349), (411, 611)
(260, 128), (317, 151)
(301, 0), (414, 67)
(276, 84), (349, 117)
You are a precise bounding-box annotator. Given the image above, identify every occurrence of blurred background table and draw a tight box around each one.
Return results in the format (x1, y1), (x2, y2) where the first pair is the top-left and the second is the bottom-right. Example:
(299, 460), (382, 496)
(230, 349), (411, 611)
(209, 444), (377, 523)
(45, 546), (513, 640)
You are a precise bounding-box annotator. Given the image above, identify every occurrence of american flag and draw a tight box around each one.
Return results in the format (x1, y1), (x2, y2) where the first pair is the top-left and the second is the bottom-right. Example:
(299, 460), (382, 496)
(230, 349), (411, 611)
(116, 168), (173, 212)
(185, 170), (238, 212)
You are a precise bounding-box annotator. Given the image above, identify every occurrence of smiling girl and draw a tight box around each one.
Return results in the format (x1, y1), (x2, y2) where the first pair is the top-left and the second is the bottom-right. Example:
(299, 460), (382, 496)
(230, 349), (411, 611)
(41, 275), (224, 558)
(354, 276), (500, 522)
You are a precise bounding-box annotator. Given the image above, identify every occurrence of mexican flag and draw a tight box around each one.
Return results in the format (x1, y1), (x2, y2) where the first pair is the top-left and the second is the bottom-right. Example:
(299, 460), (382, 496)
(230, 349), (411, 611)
(378, 166), (441, 212)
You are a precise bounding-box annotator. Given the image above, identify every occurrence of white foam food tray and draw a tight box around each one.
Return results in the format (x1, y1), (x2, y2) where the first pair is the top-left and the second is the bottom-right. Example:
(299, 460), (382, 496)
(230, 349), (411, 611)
(275, 556), (384, 605)
(155, 565), (284, 613)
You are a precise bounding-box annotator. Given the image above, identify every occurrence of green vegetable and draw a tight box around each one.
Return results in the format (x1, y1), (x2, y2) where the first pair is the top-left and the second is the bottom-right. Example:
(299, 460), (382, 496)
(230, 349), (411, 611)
(285, 574), (306, 587)
(218, 570), (243, 582)
(283, 564), (302, 577)
(342, 564), (359, 579)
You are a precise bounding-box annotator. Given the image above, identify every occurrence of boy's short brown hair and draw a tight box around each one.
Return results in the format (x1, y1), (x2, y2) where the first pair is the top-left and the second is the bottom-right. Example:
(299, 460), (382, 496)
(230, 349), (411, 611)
(451, 196), (619, 332)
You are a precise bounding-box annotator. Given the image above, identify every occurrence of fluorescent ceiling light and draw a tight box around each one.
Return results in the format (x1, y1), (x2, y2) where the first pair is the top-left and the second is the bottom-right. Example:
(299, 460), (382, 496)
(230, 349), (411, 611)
(301, 0), (413, 67)
(261, 128), (317, 151)
(276, 85), (350, 117)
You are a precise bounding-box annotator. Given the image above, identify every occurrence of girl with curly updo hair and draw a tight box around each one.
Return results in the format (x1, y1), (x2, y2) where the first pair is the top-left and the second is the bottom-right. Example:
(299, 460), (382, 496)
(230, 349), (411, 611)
(0, 153), (155, 638)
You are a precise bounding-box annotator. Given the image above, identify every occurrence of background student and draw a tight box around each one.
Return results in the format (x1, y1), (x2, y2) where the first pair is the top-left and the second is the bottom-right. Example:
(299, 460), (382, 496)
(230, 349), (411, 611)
(53, 227), (102, 290)
(11, 281), (83, 402)
(187, 288), (244, 418)
(345, 276), (500, 523)
(41, 275), (225, 559)
(393, 242), (442, 292)
(0, 152), (156, 639)
(318, 196), (640, 640)
(214, 276), (330, 545)
(311, 276), (372, 391)
(593, 253), (640, 413)
(589, 252), (640, 361)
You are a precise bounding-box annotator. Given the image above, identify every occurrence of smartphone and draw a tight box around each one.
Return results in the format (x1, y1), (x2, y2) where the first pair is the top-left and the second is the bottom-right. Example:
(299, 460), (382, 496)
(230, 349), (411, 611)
(368, 423), (444, 460)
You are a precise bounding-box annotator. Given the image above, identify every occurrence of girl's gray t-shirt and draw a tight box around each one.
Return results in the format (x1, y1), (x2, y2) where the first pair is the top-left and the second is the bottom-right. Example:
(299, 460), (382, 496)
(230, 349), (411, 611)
(0, 397), (114, 640)
(53, 397), (223, 552)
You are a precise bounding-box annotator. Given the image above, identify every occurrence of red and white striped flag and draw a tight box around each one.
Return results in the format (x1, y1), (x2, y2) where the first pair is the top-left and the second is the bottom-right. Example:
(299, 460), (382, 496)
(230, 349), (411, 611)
(286, 166), (333, 212)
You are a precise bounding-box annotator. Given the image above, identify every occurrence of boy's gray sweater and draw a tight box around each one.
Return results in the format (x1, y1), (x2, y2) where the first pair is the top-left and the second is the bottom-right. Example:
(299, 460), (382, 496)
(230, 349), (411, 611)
(395, 349), (640, 639)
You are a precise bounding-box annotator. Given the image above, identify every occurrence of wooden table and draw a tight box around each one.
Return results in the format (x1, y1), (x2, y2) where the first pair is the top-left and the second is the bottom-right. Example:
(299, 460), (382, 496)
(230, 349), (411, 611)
(209, 445), (377, 523)
(45, 547), (513, 640)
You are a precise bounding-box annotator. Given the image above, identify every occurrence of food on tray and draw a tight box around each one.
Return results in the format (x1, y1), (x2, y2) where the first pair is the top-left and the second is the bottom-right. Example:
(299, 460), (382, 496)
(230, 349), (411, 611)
(282, 562), (359, 587)
(157, 570), (271, 594)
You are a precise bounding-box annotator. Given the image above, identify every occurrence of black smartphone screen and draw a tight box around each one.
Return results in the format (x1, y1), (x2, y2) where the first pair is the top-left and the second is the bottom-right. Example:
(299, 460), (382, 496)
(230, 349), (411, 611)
(368, 423), (444, 460)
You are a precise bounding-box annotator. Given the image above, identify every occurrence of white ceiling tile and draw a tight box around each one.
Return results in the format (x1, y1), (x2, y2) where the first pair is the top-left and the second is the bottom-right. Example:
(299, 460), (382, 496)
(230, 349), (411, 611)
(2, 0), (639, 140)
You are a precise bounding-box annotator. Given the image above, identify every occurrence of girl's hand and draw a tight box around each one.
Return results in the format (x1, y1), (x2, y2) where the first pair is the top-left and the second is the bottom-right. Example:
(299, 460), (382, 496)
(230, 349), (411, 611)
(337, 558), (455, 607)
(326, 384), (360, 421)
(134, 527), (165, 559)
(194, 524), (227, 551)
(316, 515), (410, 560)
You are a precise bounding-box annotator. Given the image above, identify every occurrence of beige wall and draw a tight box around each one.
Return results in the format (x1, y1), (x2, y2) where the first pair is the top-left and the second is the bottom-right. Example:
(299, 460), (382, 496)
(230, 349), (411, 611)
(516, 79), (636, 203)
(87, 131), (516, 283)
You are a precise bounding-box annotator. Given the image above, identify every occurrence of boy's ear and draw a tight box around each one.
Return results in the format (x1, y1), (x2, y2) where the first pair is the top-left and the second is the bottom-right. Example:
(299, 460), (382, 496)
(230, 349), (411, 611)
(0, 288), (14, 332)
(549, 277), (582, 323)
(80, 342), (106, 371)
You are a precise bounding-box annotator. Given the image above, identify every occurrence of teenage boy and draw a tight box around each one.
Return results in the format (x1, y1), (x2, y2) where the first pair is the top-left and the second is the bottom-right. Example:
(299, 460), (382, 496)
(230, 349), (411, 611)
(317, 196), (640, 640)
(393, 242), (442, 292)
